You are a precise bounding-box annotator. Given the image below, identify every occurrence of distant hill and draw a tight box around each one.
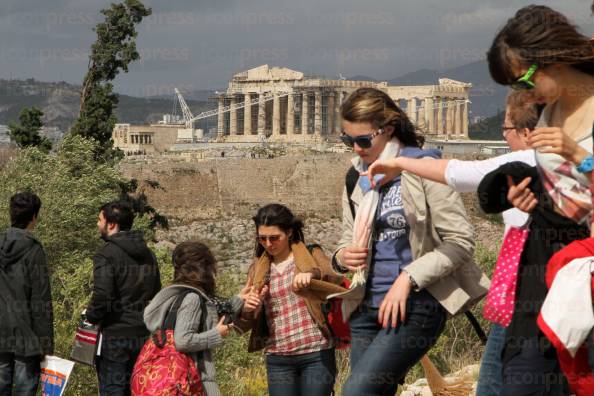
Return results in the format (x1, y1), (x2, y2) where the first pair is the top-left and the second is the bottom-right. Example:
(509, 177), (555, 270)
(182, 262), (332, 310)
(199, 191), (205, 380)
(469, 109), (506, 140)
(388, 60), (508, 120)
(0, 79), (211, 134)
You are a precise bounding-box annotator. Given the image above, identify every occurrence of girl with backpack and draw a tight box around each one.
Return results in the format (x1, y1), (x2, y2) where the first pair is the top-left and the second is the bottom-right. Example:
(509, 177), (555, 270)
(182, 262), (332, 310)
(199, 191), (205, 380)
(333, 87), (489, 395)
(235, 203), (346, 396)
(139, 241), (244, 396)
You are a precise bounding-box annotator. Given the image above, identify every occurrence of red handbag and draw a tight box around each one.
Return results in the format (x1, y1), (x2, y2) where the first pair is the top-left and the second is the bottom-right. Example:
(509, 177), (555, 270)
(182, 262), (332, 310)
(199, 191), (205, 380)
(323, 278), (352, 350)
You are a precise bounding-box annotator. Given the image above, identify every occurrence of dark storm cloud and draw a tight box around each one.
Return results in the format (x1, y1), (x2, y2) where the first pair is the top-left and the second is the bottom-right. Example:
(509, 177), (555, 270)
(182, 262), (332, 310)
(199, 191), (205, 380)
(0, 0), (591, 95)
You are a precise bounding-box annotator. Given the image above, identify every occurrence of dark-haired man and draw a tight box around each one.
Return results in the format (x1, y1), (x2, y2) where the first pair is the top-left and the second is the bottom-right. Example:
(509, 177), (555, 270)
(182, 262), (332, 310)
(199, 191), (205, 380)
(86, 201), (161, 396)
(0, 192), (52, 396)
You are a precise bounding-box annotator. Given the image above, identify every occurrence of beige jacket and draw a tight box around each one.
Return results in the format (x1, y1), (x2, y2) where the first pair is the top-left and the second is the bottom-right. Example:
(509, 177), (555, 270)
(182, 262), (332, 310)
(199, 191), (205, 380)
(335, 158), (490, 316)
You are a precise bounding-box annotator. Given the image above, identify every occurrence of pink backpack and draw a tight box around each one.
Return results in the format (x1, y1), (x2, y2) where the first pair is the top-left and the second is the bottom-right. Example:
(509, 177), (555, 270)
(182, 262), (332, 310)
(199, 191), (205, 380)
(483, 226), (529, 327)
(131, 290), (206, 396)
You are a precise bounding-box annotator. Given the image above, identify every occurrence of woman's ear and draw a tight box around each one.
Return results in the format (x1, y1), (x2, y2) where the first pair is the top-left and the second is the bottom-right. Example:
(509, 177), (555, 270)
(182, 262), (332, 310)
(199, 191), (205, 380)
(384, 124), (395, 136)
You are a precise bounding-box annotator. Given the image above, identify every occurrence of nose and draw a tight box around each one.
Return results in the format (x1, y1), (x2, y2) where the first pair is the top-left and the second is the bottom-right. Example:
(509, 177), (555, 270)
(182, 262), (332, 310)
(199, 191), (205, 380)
(353, 143), (365, 155)
(264, 239), (274, 249)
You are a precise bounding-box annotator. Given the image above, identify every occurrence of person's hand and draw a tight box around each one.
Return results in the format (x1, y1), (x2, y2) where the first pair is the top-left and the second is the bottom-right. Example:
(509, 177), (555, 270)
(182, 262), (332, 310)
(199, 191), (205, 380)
(242, 286), (268, 314)
(216, 316), (232, 337)
(292, 272), (313, 292)
(378, 272), (412, 329)
(337, 246), (369, 272)
(361, 158), (403, 188)
(507, 175), (537, 213)
(528, 127), (590, 165)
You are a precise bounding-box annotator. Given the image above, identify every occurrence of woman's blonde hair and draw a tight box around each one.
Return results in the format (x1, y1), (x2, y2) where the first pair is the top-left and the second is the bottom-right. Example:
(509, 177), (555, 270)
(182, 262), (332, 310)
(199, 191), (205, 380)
(340, 87), (424, 147)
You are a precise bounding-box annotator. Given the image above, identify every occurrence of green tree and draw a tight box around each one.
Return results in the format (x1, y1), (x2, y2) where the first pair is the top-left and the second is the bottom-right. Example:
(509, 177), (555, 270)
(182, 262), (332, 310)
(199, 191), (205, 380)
(70, 0), (151, 159)
(8, 107), (52, 153)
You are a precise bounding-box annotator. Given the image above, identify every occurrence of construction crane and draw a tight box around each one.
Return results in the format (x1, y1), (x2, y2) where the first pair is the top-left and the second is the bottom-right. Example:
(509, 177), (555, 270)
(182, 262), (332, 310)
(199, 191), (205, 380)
(174, 88), (195, 129)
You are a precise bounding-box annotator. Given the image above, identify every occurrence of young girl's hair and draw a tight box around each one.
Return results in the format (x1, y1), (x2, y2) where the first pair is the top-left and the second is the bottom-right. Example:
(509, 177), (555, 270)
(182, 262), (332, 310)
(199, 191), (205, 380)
(172, 241), (217, 296)
(340, 87), (424, 148)
(252, 204), (304, 257)
(506, 91), (542, 131)
(488, 5), (594, 85)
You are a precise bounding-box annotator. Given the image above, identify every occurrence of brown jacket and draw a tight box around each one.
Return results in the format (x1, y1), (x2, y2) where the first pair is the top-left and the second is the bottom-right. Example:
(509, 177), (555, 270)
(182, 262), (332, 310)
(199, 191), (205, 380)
(236, 242), (346, 352)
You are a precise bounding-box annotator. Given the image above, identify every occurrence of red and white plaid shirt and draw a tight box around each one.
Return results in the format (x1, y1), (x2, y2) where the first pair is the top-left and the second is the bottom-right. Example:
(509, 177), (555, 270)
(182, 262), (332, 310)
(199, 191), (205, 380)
(264, 256), (329, 355)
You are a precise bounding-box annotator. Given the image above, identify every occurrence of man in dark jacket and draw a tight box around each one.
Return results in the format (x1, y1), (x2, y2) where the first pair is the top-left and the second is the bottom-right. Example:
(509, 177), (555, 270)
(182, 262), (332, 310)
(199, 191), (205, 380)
(0, 192), (53, 396)
(86, 201), (161, 396)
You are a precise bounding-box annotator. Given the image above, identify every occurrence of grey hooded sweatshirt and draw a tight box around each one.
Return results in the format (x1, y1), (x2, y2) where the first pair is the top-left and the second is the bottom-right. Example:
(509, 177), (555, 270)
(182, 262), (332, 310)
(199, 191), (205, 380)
(143, 284), (243, 396)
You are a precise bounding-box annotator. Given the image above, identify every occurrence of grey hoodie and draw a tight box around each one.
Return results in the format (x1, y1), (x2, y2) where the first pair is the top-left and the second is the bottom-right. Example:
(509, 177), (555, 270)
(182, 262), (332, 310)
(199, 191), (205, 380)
(144, 284), (243, 396)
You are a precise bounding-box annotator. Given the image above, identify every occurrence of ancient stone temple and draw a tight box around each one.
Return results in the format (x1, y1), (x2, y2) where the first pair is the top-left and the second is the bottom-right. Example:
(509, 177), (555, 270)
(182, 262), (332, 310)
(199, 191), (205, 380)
(215, 64), (471, 142)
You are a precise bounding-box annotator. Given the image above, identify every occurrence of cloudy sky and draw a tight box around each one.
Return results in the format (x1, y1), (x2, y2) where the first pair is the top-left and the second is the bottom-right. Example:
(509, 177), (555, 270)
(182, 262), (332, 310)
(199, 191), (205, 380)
(0, 0), (592, 96)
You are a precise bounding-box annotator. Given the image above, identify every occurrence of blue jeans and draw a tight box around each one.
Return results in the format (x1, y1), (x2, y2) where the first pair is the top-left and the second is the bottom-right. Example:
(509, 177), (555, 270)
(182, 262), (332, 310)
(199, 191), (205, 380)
(95, 336), (145, 396)
(476, 324), (505, 396)
(266, 348), (336, 396)
(343, 290), (447, 396)
(0, 354), (41, 396)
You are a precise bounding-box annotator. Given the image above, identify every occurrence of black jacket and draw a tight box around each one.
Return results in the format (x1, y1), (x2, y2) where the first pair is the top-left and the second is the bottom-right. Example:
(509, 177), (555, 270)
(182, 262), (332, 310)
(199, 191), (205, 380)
(0, 227), (53, 357)
(478, 162), (589, 361)
(86, 231), (161, 337)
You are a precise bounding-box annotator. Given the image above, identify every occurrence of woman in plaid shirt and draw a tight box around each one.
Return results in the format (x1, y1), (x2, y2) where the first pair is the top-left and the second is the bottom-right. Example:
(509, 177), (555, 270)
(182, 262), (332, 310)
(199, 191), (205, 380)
(237, 203), (345, 396)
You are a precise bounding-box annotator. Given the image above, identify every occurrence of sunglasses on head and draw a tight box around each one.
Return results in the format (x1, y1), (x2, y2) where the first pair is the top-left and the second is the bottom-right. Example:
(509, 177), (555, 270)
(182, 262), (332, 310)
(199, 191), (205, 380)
(257, 234), (281, 243)
(511, 64), (538, 90)
(340, 128), (385, 149)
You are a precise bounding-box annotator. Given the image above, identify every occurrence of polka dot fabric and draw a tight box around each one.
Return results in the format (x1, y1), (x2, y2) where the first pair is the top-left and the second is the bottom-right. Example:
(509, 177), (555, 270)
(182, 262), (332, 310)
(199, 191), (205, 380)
(483, 226), (529, 327)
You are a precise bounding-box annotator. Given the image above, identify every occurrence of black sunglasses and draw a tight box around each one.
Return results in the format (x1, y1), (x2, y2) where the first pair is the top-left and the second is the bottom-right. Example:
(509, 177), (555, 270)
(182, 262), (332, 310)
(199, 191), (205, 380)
(340, 129), (384, 149)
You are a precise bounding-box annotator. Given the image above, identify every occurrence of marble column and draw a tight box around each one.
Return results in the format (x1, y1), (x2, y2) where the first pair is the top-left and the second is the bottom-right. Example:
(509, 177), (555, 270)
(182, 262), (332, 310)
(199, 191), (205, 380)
(327, 92), (335, 135)
(272, 93), (281, 137)
(244, 93), (252, 135)
(462, 100), (469, 138)
(217, 96), (224, 138)
(446, 99), (455, 136)
(334, 90), (342, 134)
(417, 103), (426, 130)
(314, 90), (322, 136)
(229, 96), (237, 136)
(408, 98), (417, 125)
(257, 93), (266, 138)
(287, 93), (295, 136)
(425, 97), (434, 134)
(453, 99), (461, 136)
(302, 92), (309, 134)
(436, 97), (444, 135)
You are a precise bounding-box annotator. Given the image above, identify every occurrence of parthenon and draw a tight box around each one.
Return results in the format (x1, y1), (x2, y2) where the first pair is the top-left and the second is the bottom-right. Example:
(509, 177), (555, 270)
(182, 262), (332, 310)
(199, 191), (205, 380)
(214, 64), (471, 142)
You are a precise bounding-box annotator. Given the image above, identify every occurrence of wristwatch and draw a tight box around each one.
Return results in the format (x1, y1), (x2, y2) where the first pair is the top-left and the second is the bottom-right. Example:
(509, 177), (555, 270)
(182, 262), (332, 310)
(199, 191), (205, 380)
(577, 155), (594, 173)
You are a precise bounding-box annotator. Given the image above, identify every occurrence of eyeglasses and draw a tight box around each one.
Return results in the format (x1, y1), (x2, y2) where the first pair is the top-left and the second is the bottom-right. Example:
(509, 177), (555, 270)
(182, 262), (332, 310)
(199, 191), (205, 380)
(511, 64), (538, 90)
(502, 125), (516, 137)
(257, 234), (282, 243)
(340, 128), (385, 149)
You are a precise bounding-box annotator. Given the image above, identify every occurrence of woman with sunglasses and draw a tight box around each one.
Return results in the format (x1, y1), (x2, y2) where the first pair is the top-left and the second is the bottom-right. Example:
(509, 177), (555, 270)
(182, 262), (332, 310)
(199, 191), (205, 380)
(483, 6), (593, 395)
(333, 87), (489, 395)
(235, 203), (344, 396)
(343, 91), (539, 396)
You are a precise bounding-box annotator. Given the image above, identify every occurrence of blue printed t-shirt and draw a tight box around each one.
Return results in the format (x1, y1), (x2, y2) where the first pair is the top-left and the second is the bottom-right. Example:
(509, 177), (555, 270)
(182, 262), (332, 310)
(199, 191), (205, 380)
(366, 177), (412, 307)
(365, 146), (442, 307)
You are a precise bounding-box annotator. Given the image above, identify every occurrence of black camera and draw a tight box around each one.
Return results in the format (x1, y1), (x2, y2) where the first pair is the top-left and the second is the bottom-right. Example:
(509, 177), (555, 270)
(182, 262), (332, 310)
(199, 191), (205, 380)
(212, 297), (236, 325)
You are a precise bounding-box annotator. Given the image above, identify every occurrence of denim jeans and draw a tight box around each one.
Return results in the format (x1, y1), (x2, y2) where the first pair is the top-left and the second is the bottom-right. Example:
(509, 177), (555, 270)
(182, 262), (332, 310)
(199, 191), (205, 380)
(501, 338), (569, 396)
(0, 353), (41, 396)
(476, 324), (505, 396)
(266, 348), (336, 396)
(95, 336), (145, 396)
(342, 290), (447, 396)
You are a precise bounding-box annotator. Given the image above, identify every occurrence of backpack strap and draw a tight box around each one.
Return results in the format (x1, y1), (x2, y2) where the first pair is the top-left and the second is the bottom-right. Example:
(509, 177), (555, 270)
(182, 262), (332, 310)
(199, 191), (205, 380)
(345, 166), (359, 220)
(156, 289), (208, 356)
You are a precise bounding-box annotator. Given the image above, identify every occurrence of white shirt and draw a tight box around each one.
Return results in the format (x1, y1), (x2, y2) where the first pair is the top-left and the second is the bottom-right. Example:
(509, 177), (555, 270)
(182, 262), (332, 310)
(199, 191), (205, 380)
(445, 149), (537, 229)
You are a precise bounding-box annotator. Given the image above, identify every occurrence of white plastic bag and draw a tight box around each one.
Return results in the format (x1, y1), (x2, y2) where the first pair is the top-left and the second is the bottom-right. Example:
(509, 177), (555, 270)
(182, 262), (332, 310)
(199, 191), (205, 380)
(40, 355), (75, 396)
